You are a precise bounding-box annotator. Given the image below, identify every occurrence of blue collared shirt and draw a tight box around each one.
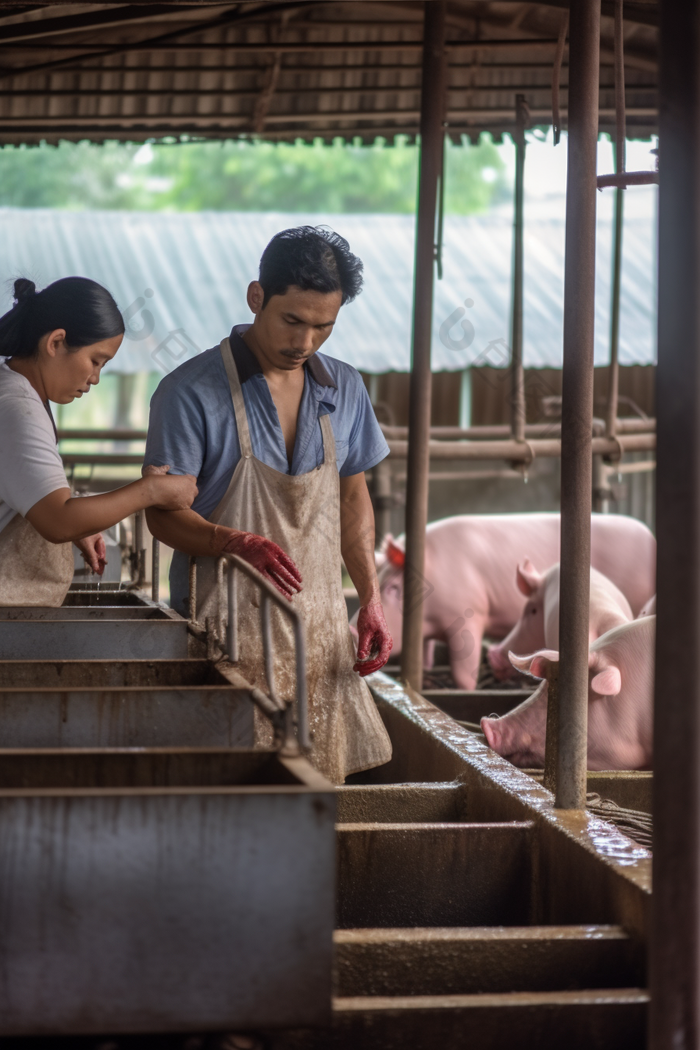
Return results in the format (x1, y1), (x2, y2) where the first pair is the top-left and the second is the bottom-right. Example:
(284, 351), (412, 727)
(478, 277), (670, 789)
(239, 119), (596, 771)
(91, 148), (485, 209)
(145, 324), (389, 612)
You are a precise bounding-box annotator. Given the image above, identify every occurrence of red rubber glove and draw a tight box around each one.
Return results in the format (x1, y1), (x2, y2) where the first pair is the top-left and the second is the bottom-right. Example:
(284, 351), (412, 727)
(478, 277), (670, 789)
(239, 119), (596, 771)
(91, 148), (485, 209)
(75, 533), (107, 576)
(221, 530), (302, 601)
(353, 598), (393, 676)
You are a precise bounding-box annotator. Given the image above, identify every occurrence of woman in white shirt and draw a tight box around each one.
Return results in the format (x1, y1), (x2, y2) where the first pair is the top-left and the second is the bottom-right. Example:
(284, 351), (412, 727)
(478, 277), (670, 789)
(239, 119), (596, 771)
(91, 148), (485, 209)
(0, 276), (197, 606)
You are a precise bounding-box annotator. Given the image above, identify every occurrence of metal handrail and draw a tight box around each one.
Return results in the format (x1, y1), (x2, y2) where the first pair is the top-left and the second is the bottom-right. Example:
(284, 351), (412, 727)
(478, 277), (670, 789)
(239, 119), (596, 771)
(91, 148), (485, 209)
(189, 553), (309, 751)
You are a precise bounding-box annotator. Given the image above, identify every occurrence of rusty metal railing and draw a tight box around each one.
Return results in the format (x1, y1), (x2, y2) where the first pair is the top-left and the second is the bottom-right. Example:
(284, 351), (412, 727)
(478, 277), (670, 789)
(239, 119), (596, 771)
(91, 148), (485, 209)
(188, 553), (309, 751)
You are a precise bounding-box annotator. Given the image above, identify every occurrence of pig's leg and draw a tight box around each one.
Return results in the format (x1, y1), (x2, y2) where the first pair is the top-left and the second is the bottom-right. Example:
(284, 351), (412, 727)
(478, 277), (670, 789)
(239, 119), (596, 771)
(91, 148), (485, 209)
(446, 615), (484, 690)
(424, 638), (436, 669)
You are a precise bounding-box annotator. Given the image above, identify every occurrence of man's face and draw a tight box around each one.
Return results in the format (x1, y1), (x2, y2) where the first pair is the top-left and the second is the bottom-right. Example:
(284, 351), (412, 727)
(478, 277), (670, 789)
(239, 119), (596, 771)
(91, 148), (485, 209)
(247, 282), (342, 371)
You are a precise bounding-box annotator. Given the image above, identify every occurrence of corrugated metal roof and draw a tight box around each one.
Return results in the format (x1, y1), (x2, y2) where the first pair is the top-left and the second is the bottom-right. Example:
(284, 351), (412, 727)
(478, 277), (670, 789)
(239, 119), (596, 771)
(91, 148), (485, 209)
(0, 1), (659, 145)
(0, 193), (657, 373)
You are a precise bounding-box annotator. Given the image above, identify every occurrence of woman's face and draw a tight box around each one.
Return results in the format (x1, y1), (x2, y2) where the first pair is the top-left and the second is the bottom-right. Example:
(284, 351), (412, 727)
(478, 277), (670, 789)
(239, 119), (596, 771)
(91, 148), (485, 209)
(41, 329), (123, 404)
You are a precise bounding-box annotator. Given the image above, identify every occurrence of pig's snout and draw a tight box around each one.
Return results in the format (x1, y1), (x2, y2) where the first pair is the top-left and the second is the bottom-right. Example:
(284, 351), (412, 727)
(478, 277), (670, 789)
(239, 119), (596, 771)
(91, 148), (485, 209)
(487, 644), (515, 679)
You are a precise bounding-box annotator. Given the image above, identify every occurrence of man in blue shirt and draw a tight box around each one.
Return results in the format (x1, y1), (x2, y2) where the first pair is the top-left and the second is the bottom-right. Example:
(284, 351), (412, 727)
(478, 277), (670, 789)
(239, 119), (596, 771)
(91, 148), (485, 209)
(144, 227), (393, 781)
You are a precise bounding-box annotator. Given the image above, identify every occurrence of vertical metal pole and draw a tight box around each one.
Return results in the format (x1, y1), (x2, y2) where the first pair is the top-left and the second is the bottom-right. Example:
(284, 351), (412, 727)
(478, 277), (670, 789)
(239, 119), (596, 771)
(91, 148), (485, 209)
(650, 0), (700, 1045)
(226, 562), (238, 663)
(605, 0), (626, 440)
(511, 94), (528, 442)
(151, 537), (160, 603)
(188, 556), (197, 624)
(604, 175), (623, 439)
(134, 509), (146, 587)
(555, 0), (600, 811)
(400, 0), (447, 690)
(372, 458), (393, 547)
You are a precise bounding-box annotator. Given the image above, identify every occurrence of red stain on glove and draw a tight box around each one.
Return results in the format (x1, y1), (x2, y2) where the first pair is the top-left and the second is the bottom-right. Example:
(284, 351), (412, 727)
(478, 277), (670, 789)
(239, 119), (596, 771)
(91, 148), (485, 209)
(353, 599), (393, 676)
(222, 531), (302, 601)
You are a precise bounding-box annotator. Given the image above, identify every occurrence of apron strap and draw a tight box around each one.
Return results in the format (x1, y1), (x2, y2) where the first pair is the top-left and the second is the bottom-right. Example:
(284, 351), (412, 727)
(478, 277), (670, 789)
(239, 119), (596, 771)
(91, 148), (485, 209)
(219, 338), (253, 459)
(319, 412), (336, 468)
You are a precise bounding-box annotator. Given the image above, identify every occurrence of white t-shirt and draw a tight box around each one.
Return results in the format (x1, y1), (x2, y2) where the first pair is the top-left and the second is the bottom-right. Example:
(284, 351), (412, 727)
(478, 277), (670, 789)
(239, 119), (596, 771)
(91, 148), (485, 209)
(0, 362), (69, 535)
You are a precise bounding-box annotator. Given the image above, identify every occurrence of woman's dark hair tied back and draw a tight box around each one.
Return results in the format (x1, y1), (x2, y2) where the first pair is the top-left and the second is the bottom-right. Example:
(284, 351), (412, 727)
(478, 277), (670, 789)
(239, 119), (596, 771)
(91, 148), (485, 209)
(0, 275), (124, 360)
(13, 278), (36, 307)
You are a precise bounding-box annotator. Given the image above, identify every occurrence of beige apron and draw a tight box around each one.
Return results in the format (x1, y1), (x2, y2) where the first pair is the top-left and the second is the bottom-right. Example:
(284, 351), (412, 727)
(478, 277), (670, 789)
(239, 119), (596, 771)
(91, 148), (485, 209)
(0, 512), (74, 607)
(195, 339), (392, 784)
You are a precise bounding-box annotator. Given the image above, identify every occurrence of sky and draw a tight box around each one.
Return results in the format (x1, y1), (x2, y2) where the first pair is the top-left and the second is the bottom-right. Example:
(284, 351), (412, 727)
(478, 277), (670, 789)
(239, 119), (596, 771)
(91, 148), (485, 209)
(497, 128), (658, 202)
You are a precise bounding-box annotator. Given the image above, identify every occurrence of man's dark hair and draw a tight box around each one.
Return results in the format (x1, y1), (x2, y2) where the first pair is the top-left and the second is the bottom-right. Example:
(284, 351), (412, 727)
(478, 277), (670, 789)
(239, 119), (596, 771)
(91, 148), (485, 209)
(259, 226), (363, 308)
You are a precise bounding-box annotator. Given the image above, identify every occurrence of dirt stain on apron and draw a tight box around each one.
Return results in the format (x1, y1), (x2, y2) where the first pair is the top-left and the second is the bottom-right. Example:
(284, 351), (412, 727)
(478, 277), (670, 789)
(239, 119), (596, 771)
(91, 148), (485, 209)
(0, 513), (74, 607)
(194, 339), (392, 784)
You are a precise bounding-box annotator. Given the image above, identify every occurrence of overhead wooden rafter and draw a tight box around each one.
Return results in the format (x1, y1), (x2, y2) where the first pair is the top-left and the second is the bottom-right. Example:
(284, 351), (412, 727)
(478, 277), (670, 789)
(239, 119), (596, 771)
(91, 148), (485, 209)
(0, 0), (659, 146)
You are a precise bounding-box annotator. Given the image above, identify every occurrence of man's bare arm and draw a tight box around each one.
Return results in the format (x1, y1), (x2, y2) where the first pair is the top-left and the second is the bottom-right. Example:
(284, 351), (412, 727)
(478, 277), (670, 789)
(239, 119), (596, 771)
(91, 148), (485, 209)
(340, 472), (392, 675)
(146, 506), (226, 558)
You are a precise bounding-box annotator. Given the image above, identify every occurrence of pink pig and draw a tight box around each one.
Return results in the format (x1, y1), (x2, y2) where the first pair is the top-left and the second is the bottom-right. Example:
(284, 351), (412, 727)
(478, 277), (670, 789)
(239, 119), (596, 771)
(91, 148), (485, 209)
(480, 615), (655, 771)
(369, 513), (655, 690)
(487, 562), (633, 679)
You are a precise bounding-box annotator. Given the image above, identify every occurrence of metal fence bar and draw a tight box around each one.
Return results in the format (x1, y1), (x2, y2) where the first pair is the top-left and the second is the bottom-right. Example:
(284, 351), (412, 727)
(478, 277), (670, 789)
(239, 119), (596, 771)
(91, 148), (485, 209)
(386, 431), (655, 461)
(261, 594), (280, 706)
(555, 0), (601, 811)
(151, 537), (160, 603)
(401, 0), (447, 691)
(511, 93), (528, 443)
(605, 0), (626, 441)
(650, 0), (700, 1044)
(188, 556), (197, 624)
(226, 560), (238, 663)
(223, 554), (309, 750)
(381, 418), (656, 440)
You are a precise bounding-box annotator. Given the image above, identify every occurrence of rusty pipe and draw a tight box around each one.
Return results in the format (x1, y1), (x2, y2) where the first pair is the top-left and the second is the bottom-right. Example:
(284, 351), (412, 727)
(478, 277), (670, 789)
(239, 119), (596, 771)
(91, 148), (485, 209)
(555, 0), (601, 811)
(605, 0), (626, 443)
(605, 150), (624, 440)
(400, 0), (447, 691)
(380, 417), (656, 441)
(596, 170), (659, 189)
(650, 0), (700, 1044)
(511, 93), (528, 443)
(386, 432), (655, 461)
(151, 537), (160, 604)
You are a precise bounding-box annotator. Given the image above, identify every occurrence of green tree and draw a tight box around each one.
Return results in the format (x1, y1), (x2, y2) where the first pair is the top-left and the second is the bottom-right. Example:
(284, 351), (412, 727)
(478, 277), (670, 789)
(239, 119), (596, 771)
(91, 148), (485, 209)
(0, 135), (509, 214)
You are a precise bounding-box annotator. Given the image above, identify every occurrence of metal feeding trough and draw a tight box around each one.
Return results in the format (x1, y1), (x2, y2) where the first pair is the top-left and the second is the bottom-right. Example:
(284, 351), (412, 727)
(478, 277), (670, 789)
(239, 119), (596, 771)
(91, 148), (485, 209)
(0, 589), (192, 659)
(63, 588), (152, 606)
(0, 749), (335, 1037)
(0, 612), (191, 660)
(0, 661), (255, 748)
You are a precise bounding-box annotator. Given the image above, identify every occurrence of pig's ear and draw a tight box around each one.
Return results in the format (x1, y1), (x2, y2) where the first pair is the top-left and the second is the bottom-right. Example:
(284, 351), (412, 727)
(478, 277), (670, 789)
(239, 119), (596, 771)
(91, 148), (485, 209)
(509, 648), (559, 678)
(480, 716), (501, 752)
(590, 665), (622, 696)
(516, 559), (542, 597)
(383, 535), (406, 569)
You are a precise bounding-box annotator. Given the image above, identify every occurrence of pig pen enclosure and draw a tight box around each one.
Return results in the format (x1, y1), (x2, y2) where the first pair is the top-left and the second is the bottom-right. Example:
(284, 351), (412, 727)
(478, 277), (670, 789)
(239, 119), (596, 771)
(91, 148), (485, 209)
(0, 0), (693, 1048)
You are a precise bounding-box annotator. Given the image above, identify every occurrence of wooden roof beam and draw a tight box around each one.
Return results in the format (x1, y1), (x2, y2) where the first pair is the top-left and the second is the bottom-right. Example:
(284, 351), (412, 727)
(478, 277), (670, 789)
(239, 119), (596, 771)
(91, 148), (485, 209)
(0, 4), (227, 44)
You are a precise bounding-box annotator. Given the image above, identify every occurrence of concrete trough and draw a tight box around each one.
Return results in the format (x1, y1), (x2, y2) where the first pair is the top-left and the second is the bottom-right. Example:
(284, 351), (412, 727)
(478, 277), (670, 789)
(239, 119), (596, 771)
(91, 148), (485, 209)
(0, 750), (335, 1037)
(422, 689), (534, 723)
(0, 617), (190, 660)
(0, 606), (174, 620)
(334, 925), (642, 997)
(0, 659), (227, 689)
(63, 589), (152, 606)
(337, 822), (534, 928)
(0, 683), (254, 747)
